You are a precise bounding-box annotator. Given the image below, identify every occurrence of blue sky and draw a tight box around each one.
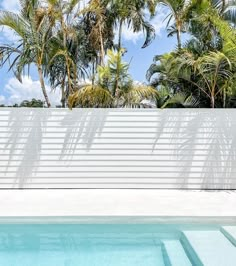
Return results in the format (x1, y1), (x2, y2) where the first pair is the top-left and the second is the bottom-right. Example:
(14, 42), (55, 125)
(0, 0), (177, 106)
(123, 34), (177, 82)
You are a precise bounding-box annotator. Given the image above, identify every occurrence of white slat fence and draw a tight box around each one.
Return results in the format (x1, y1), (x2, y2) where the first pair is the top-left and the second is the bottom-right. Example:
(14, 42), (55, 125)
(0, 108), (236, 189)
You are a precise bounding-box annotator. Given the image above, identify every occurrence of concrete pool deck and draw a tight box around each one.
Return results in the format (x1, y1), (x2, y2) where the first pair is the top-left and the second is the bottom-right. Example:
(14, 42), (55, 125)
(0, 190), (235, 222)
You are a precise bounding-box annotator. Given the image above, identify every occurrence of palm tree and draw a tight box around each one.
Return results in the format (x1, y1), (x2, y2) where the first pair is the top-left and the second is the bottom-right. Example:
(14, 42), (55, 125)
(68, 85), (114, 108)
(84, 0), (114, 66)
(146, 53), (199, 107)
(177, 50), (234, 108)
(110, 0), (156, 51)
(148, 47), (235, 108)
(68, 48), (159, 108)
(68, 83), (159, 108)
(46, 26), (92, 107)
(147, 0), (236, 108)
(0, 0), (52, 107)
(156, 0), (195, 50)
(97, 48), (131, 97)
(44, 0), (114, 107)
(158, 86), (198, 108)
(42, 0), (83, 107)
(117, 84), (159, 107)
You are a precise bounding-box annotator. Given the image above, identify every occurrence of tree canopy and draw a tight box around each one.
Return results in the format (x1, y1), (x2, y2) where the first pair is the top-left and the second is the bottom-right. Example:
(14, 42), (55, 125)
(0, 0), (235, 108)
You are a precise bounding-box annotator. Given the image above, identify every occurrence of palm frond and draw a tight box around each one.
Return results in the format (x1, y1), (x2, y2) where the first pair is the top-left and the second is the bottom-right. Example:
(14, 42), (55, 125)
(0, 11), (29, 39)
(68, 85), (114, 108)
(161, 92), (199, 108)
(120, 85), (159, 107)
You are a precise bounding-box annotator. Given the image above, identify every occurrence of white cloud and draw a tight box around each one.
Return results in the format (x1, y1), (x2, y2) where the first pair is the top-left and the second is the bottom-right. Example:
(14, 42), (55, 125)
(120, 25), (143, 43)
(0, 76), (61, 107)
(0, 95), (6, 104)
(152, 6), (170, 36)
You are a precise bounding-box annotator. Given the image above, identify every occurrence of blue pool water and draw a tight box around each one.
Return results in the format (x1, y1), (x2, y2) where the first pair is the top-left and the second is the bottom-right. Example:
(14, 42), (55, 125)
(0, 223), (235, 266)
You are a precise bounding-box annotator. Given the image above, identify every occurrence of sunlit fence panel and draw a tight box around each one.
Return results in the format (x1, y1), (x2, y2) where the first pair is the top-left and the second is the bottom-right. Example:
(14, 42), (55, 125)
(0, 108), (235, 189)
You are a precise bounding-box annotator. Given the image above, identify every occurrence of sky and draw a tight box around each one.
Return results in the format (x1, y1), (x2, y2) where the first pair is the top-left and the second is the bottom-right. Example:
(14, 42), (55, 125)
(0, 0), (177, 106)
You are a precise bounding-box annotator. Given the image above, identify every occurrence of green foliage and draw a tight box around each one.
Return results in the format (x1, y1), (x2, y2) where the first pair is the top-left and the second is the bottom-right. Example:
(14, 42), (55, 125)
(147, 0), (236, 108)
(20, 98), (44, 107)
(110, 0), (156, 49)
(0, 98), (44, 107)
(68, 85), (114, 108)
(0, 0), (236, 108)
(97, 49), (131, 96)
(118, 85), (159, 107)
(0, 0), (53, 107)
(68, 83), (159, 108)
(68, 49), (159, 108)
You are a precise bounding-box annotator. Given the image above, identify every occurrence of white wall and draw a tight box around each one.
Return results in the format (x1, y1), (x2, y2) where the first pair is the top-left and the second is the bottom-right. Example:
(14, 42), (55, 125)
(0, 108), (236, 189)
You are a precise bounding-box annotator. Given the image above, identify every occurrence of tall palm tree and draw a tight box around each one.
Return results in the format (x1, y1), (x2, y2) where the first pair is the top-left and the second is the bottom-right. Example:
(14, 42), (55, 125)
(46, 24), (92, 107)
(42, 0), (82, 107)
(178, 50), (233, 108)
(0, 0), (52, 107)
(84, 0), (113, 66)
(157, 0), (195, 50)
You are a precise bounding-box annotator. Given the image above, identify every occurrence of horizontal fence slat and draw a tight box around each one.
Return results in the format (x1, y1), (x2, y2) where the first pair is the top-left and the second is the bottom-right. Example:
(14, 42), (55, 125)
(1, 173), (235, 178)
(0, 161), (233, 167)
(0, 178), (236, 184)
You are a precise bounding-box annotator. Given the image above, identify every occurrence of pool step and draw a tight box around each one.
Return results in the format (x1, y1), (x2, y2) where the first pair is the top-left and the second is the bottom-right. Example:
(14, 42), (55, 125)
(182, 230), (236, 266)
(162, 240), (192, 266)
(221, 226), (236, 246)
(0, 241), (166, 266)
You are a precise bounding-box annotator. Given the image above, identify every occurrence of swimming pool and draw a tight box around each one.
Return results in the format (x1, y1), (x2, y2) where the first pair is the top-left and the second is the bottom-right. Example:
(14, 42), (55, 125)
(0, 222), (235, 266)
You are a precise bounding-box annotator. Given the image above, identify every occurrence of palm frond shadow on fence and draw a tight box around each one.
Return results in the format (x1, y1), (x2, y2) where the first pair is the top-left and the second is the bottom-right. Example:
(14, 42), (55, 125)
(59, 109), (108, 159)
(2, 108), (108, 188)
(1, 108), (236, 189)
(152, 110), (236, 189)
(4, 109), (44, 188)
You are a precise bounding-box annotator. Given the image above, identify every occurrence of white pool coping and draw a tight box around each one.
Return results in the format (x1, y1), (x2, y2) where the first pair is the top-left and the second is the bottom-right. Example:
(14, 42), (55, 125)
(0, 190), (236, 222)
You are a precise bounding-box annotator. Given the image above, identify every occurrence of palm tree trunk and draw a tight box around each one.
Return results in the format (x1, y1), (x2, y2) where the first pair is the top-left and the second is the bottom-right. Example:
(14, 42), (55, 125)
(177, 24), (181, 50)
(211, 95), (215, 108)
(98, 22), (105, 66)
(65, 56), (73, 94)
(223, 88), (226, 108)
(61, 80), (66, 108)
(92, 60), (95, 86)
(113, 78), (118, 97)
(118, 19), (123, 51)
(113, 61), (120, 97)
(112, 20), (124, 97)
(37, 66), (51, 108)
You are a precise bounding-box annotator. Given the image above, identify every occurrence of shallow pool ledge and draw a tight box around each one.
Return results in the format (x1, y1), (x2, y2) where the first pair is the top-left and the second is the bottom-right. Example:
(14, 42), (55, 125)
(0, 190), (235, 221)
